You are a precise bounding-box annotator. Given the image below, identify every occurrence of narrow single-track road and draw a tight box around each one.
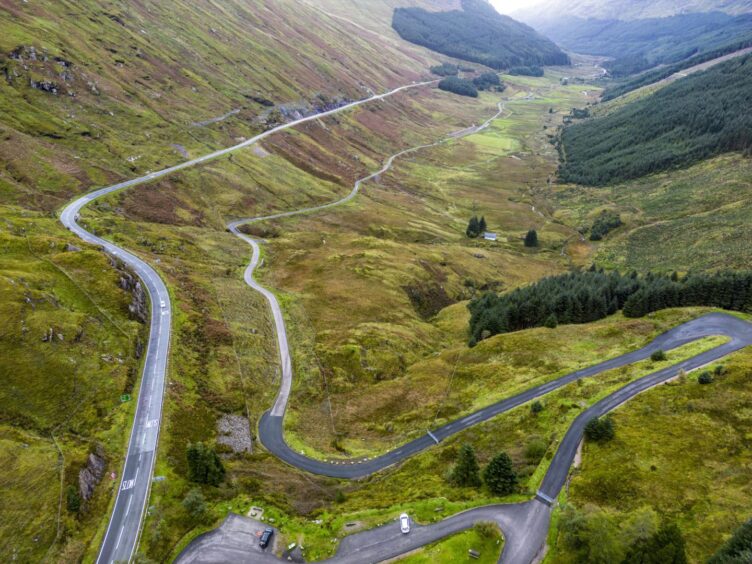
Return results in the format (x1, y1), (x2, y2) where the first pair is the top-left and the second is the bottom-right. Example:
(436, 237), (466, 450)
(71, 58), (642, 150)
(59, 80), (436, 564)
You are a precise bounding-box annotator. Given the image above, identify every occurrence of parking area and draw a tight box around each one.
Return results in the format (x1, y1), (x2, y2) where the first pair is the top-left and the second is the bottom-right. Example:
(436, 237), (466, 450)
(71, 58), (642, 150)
(176, 513), (279, 563)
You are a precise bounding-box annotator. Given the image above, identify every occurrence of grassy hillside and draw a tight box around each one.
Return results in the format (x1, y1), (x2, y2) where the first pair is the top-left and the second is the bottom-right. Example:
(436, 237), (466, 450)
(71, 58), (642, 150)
(0, 0), (445, 211)
(392, 0), (570, 69)
(0, 0), (452, 559)
(0, 207), (144, 562)
(549, 343), (752, 563)
(558, 54), (752, 185)
(553, 153), (752, 273)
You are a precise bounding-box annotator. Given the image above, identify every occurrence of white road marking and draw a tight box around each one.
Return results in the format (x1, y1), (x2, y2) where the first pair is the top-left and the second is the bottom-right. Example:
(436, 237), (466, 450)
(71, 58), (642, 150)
(121, 479), (135, 491)
(115, 526), (124, 549)
(125, 495), (133, 517)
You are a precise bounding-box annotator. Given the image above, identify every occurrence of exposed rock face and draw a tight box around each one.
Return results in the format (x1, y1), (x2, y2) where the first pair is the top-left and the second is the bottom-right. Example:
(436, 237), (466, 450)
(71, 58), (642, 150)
(118, 270), (147, 323)
(78, 451), (106, 501)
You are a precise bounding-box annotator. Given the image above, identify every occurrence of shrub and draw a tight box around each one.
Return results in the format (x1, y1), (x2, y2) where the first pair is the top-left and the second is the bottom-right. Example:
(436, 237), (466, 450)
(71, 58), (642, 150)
(438, 76), (478, 97)
(186, 442), (225, 486)
(698, 371), (714, 385)
(475, 521), (501, 539)
(530, 400), (543, 414)
(651, 350), (667, 362)
(509, 65), (544, 77)
(473, 72), (504, 91)
(584, 416), (615, 443)
(66, 485), (81, 514)
(430, 62), (458, 76)
(524, 438), (548, 462)
(182, 488), (207, 520)
(524, 229), (538, 247)
(334, 489), (346, 503)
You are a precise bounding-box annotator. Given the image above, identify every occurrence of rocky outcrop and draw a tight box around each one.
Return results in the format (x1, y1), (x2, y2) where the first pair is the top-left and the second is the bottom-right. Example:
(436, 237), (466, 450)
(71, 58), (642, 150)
(118, 270), (147, 323)
(78, 451), (106, 501)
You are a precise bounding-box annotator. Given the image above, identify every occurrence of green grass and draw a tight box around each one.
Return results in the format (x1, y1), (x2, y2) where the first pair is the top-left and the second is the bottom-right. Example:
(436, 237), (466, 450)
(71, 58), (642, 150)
(550, 340), (752, 563)
(552, 153), (752, 271)
(0, 206), (144, 561)
(397, 525), (503, 563)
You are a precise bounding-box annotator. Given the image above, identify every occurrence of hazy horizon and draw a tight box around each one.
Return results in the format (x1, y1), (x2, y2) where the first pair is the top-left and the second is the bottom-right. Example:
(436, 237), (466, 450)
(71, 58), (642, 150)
(490, 0), (545, 14)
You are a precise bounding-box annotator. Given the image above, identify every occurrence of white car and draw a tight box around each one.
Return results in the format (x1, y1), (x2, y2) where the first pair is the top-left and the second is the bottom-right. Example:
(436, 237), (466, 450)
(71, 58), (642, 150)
(160, 300), (166, 309)
(399, 513), (410, 534)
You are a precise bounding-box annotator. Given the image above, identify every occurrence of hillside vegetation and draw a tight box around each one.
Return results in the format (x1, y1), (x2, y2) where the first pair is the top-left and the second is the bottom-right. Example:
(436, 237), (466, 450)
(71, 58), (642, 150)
(516, 0), (752, 22)
(531, 12), (752, 76)
(558, 54), (752, 185)
(392, 0), (570, 69)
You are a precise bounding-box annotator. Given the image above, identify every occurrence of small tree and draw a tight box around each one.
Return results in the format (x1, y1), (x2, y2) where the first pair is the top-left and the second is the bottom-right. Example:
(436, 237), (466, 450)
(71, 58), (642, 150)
(524, 229), (539, 247)
(530, 400), (543, 415)
(186, 442), (225, 486)
(182, 488), (207, 520)
(66, 485), (82, 514)
(698, 371), (713, 385)
(450, 444), (481, 487)
(466, 216), (480, 238)
(479, 216), (487, 233)
(544, 314), (558, 328)
(484, 452), (517, 495)
(584, 416), (615, 443)
(650, 350), (667, 362)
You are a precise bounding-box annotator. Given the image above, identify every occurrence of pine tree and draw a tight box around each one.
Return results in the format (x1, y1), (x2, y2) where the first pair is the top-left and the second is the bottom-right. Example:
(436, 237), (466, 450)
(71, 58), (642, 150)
(483, 452), (518, 495)
(186, 442), (225, 486)
(466, 216), (480, 238)
(450, 444), (481, 487)
(524, 229), (539, 247)
(479, 216), (487, 233)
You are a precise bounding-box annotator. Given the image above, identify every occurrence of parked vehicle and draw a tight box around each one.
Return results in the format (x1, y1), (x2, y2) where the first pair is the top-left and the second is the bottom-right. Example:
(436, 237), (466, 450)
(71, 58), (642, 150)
(259, 527), (274, 549)
(400, 513), (410, 534)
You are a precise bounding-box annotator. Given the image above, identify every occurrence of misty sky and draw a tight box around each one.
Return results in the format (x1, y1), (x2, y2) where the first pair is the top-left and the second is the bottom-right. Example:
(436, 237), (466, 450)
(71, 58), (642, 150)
(490, 0), (544, 14)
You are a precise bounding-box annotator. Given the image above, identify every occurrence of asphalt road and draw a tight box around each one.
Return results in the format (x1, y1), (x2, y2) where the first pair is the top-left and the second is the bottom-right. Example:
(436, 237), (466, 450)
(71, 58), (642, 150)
(60, 196), (172, 564)
(59, 81), (436, 563)
(182, 314), (752, 564)
(177, 501), (551, 564)
(256, 312), (752, 480)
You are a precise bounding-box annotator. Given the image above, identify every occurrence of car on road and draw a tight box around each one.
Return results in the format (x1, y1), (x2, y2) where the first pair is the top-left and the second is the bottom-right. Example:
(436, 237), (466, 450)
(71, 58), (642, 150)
(160, 300), (166, 309)
(400, 513), (410, 534)
(259, 527), (274, 549)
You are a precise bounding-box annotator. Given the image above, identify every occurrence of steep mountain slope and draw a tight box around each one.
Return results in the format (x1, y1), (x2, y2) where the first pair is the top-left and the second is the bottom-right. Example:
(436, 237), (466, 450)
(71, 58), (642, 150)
(392, 0), (570, 69)
(516, 0), (752, 21)
(558, 54), (752, 185)
(0, 1), (451, 560)
(531, 12), (752, 76)
(0, 0), (443, 211)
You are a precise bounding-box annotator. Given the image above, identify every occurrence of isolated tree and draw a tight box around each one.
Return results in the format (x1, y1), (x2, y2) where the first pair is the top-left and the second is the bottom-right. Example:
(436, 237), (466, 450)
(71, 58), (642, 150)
(530, 400), (543, 415)
(651, 350), (667, 361)
(182, 488), (207, 520)
(524, 229), (539, 247)
(698, 371), (714, 384)
(450, 444), (481, 487)
(466, 216), (480, 238)
(479, 216), (487, 233)
(186, 442), (225, 486)
(484, 452), (517, 495)
(584, 416), (615, 443)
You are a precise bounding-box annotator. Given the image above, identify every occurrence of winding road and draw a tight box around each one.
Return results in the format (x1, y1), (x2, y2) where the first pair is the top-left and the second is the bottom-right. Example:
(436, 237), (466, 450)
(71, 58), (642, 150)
(59, 73), (752, 564)
(59, 80), (436, 564)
